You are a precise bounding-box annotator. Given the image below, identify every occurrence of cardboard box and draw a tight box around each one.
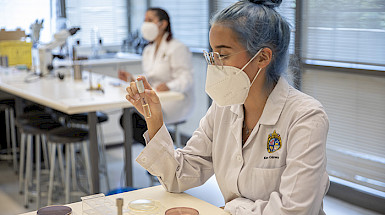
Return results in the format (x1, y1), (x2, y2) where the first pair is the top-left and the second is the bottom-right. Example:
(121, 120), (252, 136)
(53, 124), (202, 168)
(0, 28), (26, 41)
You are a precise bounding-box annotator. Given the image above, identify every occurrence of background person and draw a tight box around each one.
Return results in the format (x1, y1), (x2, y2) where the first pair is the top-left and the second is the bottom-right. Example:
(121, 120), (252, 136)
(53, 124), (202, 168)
(119, 7), (194, 144)
(119, 7), (194, 123)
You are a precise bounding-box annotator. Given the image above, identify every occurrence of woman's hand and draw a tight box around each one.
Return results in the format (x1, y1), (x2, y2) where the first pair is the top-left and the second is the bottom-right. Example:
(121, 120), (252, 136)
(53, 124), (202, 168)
(118, 70), (134, 82)
(125, 76), (164, 139)
(155, 83), (170, 92)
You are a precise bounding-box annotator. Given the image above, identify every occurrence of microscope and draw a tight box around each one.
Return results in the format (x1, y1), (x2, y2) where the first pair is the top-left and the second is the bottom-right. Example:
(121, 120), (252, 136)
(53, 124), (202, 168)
(37, 27), (80, 76)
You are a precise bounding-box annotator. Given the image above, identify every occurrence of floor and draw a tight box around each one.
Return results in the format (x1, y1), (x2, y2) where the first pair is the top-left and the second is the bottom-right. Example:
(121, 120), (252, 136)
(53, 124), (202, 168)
(0, 144), (382, 215)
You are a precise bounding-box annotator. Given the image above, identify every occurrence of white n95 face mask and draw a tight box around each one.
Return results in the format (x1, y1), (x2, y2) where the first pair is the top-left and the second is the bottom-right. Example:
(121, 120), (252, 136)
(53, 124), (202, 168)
(141, 22), (159, 42)
(205, 49), (262, 107)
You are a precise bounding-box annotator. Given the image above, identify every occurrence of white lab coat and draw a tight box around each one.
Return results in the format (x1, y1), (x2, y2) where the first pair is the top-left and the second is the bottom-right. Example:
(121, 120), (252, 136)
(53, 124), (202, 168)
(142, 33), (194, 124)
(137, 77), (330, 215)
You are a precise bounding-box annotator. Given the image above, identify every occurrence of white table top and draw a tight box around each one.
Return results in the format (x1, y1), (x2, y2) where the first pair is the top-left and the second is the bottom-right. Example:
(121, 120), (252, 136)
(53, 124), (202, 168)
(53, 52), (142, 67)
(0, 67), (184, 114)
(19, 185), (229, 215)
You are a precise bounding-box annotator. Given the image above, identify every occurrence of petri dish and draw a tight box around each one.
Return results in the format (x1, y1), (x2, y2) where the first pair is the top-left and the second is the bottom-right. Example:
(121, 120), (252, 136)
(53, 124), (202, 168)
(37, 205), (72, 215)
(127, 199), (160, 214)
(165, 207), (199, 215)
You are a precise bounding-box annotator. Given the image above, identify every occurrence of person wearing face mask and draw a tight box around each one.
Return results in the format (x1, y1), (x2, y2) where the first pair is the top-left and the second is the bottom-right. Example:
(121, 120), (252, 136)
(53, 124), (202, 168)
(119, 8), (194, 145)
(119, 7), (194, 124)
(125, 1), (329, 214)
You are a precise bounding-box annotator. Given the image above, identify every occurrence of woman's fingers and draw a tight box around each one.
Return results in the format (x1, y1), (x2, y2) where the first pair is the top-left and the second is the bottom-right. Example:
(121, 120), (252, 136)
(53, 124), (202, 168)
(129, 81), (140, 100)
(137, 76), (153, 90)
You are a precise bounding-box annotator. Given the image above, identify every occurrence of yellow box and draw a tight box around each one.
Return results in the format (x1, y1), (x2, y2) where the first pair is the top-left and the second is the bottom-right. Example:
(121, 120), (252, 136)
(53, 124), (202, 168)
(0, 40), (32, 69)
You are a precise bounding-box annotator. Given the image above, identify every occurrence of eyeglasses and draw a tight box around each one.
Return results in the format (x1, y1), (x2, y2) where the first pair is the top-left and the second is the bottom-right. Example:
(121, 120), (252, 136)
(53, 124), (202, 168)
(203, 50), (248, 70)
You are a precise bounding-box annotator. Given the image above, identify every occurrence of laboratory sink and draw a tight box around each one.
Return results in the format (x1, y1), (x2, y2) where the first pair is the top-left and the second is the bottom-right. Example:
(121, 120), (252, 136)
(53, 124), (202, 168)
(88, 53), (118, 60)
(87, 52), (141, 60)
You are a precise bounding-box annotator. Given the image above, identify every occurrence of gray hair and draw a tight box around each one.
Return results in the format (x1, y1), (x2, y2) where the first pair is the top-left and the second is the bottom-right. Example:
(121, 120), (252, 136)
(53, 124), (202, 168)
(210, 0), (291, 89)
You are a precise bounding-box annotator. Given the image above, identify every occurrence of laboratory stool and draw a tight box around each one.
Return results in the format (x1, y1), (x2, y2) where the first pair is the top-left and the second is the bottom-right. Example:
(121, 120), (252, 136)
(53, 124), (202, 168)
(47, 126), (91, 205)
(0, 99), (18, 172)
(17, 117), (62, 209)
(64, 112), (110, 191)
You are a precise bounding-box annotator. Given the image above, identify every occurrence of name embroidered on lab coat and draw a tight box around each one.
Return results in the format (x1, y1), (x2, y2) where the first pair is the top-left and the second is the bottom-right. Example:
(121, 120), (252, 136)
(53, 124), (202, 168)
(267, 130), (281, 153)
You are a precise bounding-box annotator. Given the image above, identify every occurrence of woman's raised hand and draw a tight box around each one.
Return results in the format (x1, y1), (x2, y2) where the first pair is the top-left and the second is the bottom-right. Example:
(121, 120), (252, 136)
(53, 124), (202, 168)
(125, 76), (164, 139)
(118, 70), (134, 82)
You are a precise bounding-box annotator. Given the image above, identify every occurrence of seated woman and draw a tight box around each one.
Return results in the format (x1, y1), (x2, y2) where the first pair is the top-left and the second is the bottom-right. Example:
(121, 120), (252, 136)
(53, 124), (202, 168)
(119, 7), (194, 145)
(125, 0), (329, 214)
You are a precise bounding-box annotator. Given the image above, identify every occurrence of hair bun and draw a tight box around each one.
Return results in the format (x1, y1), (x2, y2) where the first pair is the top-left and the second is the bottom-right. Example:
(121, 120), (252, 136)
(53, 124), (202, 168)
(248, 0), (282, 8)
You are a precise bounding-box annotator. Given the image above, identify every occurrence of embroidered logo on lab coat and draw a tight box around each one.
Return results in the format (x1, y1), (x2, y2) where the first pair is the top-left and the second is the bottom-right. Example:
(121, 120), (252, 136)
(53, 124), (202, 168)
(267, 130), (281, 153)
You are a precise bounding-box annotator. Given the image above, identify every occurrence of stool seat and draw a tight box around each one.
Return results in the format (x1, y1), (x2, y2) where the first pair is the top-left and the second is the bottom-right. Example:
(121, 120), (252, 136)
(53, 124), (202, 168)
(16, 112), (57, 127)
(48, 127), (89, 143)
(0, 99), (15, 106)
(23, 104), (46, 113)
(20, 121), (63, 134)
(0, 99), (15, 111)
(67, 112), (109, 124)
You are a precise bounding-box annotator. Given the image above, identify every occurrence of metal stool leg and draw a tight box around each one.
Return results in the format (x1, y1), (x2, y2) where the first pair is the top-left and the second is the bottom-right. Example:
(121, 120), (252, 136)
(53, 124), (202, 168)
(41, 135), (49, 170)
(35, 135), (41, 209)
(18, 133), (26, 194)
(65, 145), (71, 203)
(24, 134), (32, 208)
(82, 141), (93, 192)
(47, 144), (57, 205)
(10, 108), (18, 173)
(70, 144), (77, 190)
(5, 109), (11, 158)
(98, 125), (110, 191)
(57, 145), (65, 185)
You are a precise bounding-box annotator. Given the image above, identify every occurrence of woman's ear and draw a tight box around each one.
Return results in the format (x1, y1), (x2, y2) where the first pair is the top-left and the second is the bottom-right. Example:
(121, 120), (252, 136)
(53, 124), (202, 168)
(159, 20), (168, 31)
(256, 48), (273, 69)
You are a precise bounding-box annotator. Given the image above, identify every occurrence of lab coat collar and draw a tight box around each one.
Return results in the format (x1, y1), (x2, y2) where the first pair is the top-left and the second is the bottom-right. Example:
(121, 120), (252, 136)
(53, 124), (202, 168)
(229, 104), (244, 146)
(229, 77), (289, 126)
(259, 77), (289, 125)
(152, 32), (169, 47)
(146, 32), (170, 73)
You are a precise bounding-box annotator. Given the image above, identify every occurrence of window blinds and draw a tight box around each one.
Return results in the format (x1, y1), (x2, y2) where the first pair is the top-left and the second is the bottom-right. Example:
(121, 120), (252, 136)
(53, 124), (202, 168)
(302, 0), (385, 67)
(65, 0), (128, 46)
(150, 0), (209, 48)
(129, 1), (147, 35)
(213, 0), (296, 54)
(302, 69), (385, 194)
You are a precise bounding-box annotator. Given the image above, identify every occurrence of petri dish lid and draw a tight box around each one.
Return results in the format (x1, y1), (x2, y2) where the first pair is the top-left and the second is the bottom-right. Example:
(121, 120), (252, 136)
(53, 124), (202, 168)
(128, 199), (158, 212)
(165, 207), (199, 215)
(37, 205), (72, 215)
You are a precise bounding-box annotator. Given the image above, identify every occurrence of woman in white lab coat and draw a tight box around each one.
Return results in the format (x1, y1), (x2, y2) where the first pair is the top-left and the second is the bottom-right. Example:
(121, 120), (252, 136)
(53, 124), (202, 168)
(119, 7), (194, 124)
(126, 0), (329, 214)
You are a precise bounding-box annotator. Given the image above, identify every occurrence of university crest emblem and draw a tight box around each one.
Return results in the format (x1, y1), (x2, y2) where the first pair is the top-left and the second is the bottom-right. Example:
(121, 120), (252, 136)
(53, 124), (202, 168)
(267, 130), (281, 153)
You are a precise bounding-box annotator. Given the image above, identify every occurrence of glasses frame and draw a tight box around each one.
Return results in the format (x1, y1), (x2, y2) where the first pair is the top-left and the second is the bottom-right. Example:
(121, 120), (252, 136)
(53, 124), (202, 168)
(203, 50), (248, 70)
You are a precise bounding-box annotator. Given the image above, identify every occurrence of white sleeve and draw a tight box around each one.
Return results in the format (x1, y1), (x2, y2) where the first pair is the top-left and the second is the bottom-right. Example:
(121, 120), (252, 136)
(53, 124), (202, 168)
(136, 104), (216, 193)
(165, 43), (193, 93)
(224, 110), (329, 215)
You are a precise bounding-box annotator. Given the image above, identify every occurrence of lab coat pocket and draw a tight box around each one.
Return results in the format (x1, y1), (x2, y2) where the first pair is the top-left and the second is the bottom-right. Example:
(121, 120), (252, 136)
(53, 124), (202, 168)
(252, 165), (286, 201)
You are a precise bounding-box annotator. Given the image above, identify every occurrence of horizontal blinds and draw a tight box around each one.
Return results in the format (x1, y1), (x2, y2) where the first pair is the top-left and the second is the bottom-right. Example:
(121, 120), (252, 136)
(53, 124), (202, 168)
(276, 0), (295, 54)
(130, 1), (147, 35)
(302, 69), (385, 193)
(302, 0), (385, 66)
(150, 0), (209, 48)
(65, 0), (128, 46)
(213, 0), (296, 54)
